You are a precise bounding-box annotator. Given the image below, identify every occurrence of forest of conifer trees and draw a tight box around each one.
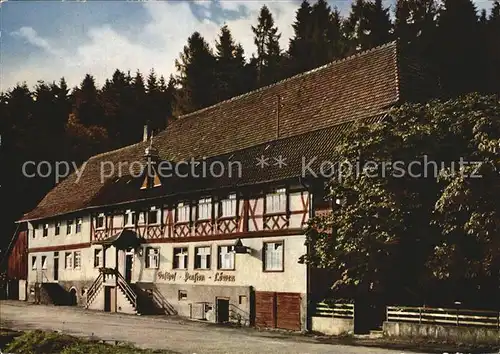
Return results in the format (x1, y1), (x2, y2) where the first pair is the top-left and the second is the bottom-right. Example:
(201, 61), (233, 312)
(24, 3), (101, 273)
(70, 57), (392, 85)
(1, 0), (499, 250)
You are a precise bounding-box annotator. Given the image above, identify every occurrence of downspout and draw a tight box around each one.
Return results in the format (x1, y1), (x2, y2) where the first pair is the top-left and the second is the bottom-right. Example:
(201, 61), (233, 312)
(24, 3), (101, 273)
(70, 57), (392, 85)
(299, 176), (314, 332)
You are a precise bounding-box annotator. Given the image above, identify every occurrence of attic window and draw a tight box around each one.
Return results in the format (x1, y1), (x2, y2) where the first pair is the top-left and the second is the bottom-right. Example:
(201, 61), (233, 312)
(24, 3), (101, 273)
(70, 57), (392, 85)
(141, 172), (162, 190)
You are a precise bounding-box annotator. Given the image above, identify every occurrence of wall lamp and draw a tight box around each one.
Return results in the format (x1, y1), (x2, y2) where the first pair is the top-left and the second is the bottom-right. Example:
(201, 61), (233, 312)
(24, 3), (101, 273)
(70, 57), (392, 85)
(233, 238), (250, 254)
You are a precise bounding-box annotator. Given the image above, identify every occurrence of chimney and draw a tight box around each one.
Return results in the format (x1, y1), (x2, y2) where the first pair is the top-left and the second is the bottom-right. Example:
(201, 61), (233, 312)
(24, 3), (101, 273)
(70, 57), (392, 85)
(143, 124), (149, 142)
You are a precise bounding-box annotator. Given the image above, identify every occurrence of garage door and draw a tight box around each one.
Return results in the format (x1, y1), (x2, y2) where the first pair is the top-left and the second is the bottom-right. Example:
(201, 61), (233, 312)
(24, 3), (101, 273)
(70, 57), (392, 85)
(255, 291), (301, 330)
(276, 292), (301, 330)
(255, 291), (276, 328)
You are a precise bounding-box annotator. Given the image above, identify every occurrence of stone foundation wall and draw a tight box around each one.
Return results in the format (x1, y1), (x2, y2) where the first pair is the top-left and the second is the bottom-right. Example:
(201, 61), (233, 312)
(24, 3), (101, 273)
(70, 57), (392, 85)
(27, 280), (94, 306)
(136, 282), (252, 325)
(383, 321), (500, 345)
(311, 317), (354, 336)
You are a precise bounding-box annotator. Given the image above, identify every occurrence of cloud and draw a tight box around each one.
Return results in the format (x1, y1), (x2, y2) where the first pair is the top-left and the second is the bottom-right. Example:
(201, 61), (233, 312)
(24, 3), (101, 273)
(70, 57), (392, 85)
(11, 27), (65, 58)
(4, 1), (297, 90)
(4, 0), (494, 91)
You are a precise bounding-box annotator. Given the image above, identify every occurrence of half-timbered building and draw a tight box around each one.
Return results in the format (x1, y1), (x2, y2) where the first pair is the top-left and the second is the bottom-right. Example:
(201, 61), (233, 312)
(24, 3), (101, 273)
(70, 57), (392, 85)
(5, 42), (435, 331)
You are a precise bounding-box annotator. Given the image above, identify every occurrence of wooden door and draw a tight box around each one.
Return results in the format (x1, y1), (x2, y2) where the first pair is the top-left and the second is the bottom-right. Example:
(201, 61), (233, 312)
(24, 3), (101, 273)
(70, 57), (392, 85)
(216, 298), (230, 323)
(104, 287), (111, 312)
(255, 291), (276, 328)
(276, 292), (301, 331)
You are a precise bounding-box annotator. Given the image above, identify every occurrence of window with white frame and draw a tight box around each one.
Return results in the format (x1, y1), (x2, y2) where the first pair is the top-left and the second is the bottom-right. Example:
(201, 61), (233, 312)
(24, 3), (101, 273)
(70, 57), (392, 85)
(265, 188), (287, 214)
(145, 247), (160, 269)
(41, 255), (48, 270)
(147, 207), (160, 225)
(96, 214), (105, 229)
(94, 249), (103, 268)
(221, 193), (237, 217)
(218, 245), (235, 270)
(263, 241), (284, 271)
(74, 251), (81, 269)
(65, 252), (73, 269)
(173, 247), (188, 269)
(76, 218), (83, 233)
(195, 246), (211, 269)
(66, 220), (73, 235)
(31, 256), (37, 270)
(124, 210), (136, 227)
(197, 197), (212, 220)
(55, 222), (61, 236)
(138, 211), (146, 225)
(177, 203), (190, 223)
(43, 224), (49, 237)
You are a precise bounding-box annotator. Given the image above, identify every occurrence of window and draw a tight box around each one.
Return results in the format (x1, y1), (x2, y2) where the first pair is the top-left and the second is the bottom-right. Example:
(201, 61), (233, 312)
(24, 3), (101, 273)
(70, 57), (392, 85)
(66, 220), (73, 235)
(124, 210), (136, 227)
(263, 241), (284, 271)
(94, 249), (102, 268)
(76, 218), (82, 233)
(31, 256), (37, 270)
(74, 251), (81, 269)
(218, 245), (235, 270)
(177, 202), (190, 223)
(43, 224), (49, 237)
(221, 193), (237, 218)
(195, 246), (211, 269)
(239, 295), (247, 305)
(145, 248), (159, 269)
(55, 222), (60, 236)
(41, 255), (47, 270)
(96, 214), (105, 229)
(197, 197), (212, 220)
(138, 211), (146, 225)
(266, 188), (287, 214)
(173, 247), (188, 269)
(65, 252), (73, 269)
(147, 207), (160, 225)
(178, 290), (187, 300)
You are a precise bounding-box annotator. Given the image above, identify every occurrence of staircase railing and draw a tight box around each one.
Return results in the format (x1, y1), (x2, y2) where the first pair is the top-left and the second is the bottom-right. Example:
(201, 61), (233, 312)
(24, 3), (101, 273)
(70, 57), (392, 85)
(115, 270), (137, 310)
(86, 271), (104, 308)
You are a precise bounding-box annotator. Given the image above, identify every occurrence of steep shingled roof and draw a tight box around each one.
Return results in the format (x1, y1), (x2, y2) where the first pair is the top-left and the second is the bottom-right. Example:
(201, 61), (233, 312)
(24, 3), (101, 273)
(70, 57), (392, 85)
(20, 42), (403, 222)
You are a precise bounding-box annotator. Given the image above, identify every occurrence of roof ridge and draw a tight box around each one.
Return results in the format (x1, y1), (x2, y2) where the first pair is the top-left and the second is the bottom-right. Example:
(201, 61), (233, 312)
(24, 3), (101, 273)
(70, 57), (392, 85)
(89, 140), (145, 160)
(174, 41), (399, 122)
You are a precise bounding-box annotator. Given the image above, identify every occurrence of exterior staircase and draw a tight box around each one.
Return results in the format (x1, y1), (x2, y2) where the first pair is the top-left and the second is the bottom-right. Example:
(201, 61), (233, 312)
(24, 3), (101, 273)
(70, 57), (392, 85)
(86, 268), (139, 315)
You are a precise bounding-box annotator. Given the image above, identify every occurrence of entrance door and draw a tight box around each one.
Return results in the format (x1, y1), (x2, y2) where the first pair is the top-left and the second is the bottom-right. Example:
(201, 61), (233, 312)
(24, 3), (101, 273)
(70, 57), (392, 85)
(216, 298), (230, 323)
(53, 252), (59, 281)
(125, 254), (133, 283)
(104, 287), (111, 312)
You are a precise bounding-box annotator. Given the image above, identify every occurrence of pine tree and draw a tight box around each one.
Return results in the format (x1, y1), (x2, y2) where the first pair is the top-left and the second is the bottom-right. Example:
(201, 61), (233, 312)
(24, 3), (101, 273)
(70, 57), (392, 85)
(486, 1), (500, 93)
(345, 0), (392, 52)
(435, 0), (481, 96)
(394, 0), (438, 52)
(366, 0), (392, 47)
(50, 77), (71, 136)
(252, 5), (283, 86)
(288, 0), (314, 74)
(344, 0), (371, 52)
(174, 32), (217, 114)
(73, 74), (104, 127)
(214, 25), (247, 101)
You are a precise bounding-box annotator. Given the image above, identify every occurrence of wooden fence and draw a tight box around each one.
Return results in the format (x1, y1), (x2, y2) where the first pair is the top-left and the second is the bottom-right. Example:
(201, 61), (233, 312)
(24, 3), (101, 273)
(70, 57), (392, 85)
(314, 302), (355, 319)
(386, 306), (500, 329)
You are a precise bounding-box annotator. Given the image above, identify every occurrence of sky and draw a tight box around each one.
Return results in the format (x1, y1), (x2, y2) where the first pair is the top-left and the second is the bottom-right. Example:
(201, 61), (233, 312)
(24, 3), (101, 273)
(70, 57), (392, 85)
(0, 0), (495, 92)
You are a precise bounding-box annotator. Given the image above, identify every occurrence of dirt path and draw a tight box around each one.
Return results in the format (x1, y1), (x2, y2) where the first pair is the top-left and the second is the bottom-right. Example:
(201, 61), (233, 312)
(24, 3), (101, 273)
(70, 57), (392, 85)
(0, 301), (425, 354)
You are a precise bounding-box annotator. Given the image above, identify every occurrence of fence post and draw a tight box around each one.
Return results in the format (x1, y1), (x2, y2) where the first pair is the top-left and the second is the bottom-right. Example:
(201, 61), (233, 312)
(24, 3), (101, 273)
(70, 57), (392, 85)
(419, 307), (422, 324)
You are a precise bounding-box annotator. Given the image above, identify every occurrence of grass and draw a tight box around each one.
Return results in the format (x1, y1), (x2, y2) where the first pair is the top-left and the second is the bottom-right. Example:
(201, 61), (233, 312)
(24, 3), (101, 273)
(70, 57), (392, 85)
(1, 329), (178, 354)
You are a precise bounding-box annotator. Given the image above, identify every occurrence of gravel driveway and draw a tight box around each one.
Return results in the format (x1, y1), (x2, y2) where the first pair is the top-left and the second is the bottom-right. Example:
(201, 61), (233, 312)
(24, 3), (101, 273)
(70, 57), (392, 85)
(0, 301), (425, 354)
